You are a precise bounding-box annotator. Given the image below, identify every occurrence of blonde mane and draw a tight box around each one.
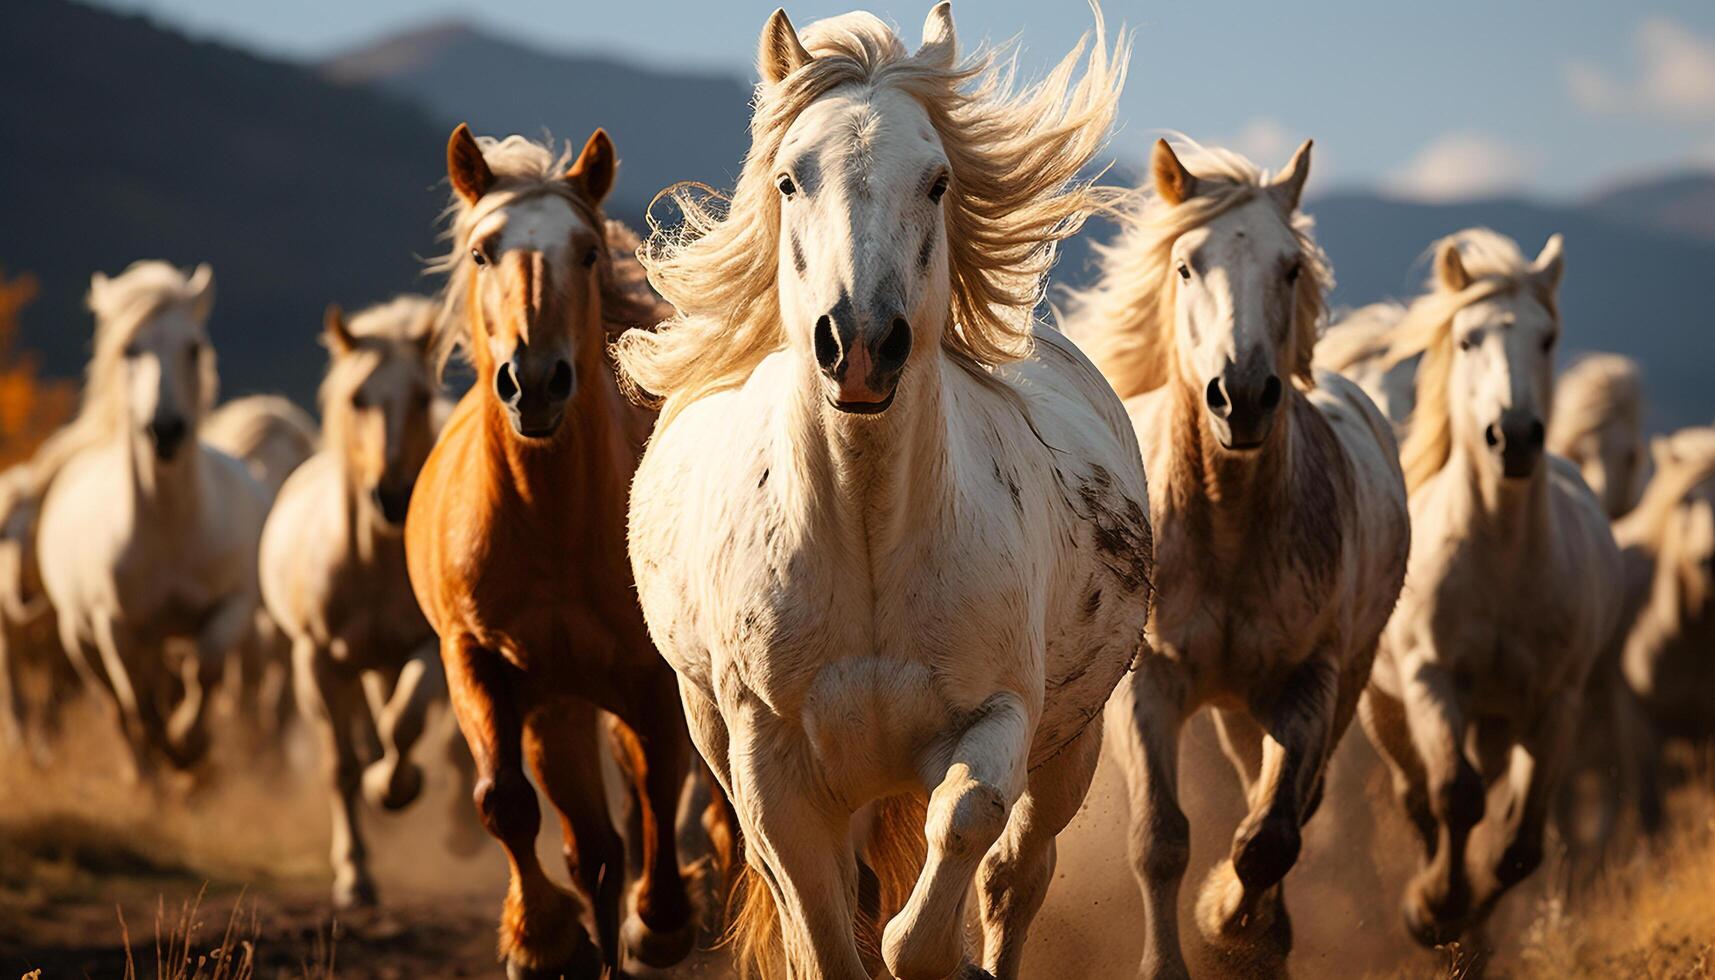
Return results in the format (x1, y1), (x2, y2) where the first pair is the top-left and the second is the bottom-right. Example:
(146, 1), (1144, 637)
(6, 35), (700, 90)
(612, 9), (1129, 418)
(1381, 229), (1562, 493)
(1547, 353), (1642, 456)
(1062, 140), (1331, 399)
(428, 135), (669, 378)
(1317, 301), (1407, 374)
(75, 260), (218, 440)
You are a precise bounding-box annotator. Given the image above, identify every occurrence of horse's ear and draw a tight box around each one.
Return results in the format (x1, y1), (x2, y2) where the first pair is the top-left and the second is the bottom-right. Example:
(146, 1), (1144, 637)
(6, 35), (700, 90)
(447, 123), (495, 205)
(1434, 240), (1471, 292)
(1151, 139), (1198, 206)
(186, 263), (215, 321)
(323, 303), (354, 356)
(1650, 434), (1675, 470)
(87, 271), (110, 311)
(758, 8), (813, 85)
(565, 129), (617, 205)
(916, 2), (957, 69)
(1533, 233), (1565, 294)
(1270, 139), (1312, 212)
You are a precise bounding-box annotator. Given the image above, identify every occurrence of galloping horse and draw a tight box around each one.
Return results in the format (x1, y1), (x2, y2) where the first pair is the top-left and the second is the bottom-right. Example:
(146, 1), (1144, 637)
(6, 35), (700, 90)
(1362, 229), (1621, 947)
(1064, 139), (1409, 977)
(260, 295), (447, 908)
(37, 261), (269, 775)
(1548, 353), (1646, 520)
(203, 394), (318, 499)
(616, 7), (1149, 978)
(1315, 302), (1417, 433)
(405, 127), (703, 978)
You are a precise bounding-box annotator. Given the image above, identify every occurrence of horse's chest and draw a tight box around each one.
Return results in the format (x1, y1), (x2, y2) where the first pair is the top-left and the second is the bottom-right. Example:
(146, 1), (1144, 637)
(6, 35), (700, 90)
(324, 565), (430, 666)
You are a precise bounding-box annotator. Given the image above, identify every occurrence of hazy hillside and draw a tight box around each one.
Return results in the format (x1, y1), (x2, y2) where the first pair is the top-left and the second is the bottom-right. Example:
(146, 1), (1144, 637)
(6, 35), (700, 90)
(0, 0), (451, 408)
(321, 21), (753, 218)
(1584, 172), (1715, 243)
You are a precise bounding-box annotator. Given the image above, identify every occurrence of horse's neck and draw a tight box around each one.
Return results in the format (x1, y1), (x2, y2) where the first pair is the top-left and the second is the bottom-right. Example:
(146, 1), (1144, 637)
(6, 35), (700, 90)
(1443, 439), (1551, 546)
(124, 427), (201, 523)
(337, 461), (396, 566)
(1162, 376), (1292, 546)
(786, 355), (951, 555)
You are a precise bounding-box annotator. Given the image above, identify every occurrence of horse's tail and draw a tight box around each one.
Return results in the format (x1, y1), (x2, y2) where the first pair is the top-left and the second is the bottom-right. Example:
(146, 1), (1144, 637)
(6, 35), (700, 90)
(726, 792), (928, 980)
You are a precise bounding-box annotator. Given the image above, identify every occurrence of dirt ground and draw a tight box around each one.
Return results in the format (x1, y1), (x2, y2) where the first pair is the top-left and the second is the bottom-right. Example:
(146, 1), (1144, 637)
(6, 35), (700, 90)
(1, 700), (1706, 979)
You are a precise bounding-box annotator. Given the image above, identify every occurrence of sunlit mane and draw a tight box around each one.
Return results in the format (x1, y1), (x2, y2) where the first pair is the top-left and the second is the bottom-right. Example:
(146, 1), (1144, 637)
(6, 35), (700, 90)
(428, 135), (669, 378)
(1619, 427), (1715, 556)
(76, 260), (218, 438)
(612, 9), (1129, 417)
(1062, 140), (1331, 399)
(319, 294), (436, 437)
(1548, 353), (1642, 455)
(1316, 301), (1406, 374)
(1381, 229), (1561, 492)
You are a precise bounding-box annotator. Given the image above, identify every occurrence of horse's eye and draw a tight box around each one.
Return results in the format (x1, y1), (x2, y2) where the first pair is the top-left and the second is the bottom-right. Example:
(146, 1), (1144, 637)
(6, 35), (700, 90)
(123, 344), (141, 359)
(352, 390), (369, 410)
(1176, 263), (1191, 282)
(1541, 333), (1556, 352)
(928, 174), (950, 204)
(1458, 337), (1473, 352)
(470, 247), (488, 268)
(1285, 261), (1301, 284)
(582, 247), (599, 268)
(777, 175), (797, 198)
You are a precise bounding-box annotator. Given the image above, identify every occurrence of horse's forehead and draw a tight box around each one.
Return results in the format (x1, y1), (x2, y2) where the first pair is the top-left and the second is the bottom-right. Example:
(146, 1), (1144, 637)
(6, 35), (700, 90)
(132, 302), (203, 345)
(1456, 290), (1552, 335)
(784, 87), (941, 174)
(474, 194), (592, 255)
(1195, 199), (1297, 263)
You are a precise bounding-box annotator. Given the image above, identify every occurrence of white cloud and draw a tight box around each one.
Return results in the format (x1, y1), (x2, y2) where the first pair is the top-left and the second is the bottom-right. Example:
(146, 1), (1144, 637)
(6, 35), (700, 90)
(1566, 17), (1715, 119)
(1231, 117), (1292, 165)
(1381, 132), (1537, 203)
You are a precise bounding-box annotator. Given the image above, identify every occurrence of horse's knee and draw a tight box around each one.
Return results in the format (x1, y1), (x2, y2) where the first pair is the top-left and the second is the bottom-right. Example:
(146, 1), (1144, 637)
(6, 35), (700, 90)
(1430, 760), (1484, 831)
(475, 770), (539, 845)
(930, 771), (1008, 860)
(1132, 802), (1190, 887)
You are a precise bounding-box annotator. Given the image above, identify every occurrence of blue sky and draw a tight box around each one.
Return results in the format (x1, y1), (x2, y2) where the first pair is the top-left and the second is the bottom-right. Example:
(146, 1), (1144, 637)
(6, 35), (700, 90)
(92, 0), (1715, 199)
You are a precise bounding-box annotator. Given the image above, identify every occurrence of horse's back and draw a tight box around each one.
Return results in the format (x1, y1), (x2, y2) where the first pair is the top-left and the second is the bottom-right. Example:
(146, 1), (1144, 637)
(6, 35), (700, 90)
(203, 395), (318, 498)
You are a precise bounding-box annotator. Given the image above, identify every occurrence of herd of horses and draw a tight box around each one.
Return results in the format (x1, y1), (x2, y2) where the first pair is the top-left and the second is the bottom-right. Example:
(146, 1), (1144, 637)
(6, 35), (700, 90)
(2, 5), (1713, 979)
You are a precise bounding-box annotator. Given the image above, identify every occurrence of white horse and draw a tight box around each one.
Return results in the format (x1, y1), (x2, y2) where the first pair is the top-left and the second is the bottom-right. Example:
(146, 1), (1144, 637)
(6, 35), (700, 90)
(1315, 301), (1417, 433)
(37, 261), (269, 775)
(1547, 353), (1646, 520)
(1063, 139), (1409, 978)
(260, 296), (447, 908)
(1360, 230), (1622, 947)
(616, 6), (1149, 978)
(203, 394), (318, 500)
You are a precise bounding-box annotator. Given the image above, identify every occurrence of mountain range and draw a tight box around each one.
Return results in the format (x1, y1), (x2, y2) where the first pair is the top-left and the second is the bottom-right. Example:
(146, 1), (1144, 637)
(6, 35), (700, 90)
(1, 1), (1710, 431)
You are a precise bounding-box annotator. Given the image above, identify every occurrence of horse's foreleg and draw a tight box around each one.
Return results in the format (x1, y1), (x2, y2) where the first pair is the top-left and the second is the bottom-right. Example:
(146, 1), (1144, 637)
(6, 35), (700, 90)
(293, 638), (375, 908)
(524, 701), (623, 977)
(172, 591), (253, 767)
(444, 634), (598, 980)
(1105, 657), (1190, 980)
(1398, 656), (1483, 947)
(728, 708), (869, 980)
(0, 622), (24, 752)
(976, 717), (1103, 979)
(359, 641), (441, 811)
(1469, 693), (1579, 923)
(90, 612), (160, 776)
(884, 690), (1032, 980)
(614, 671), (698, 969)
(1359, 685), (1435, 852)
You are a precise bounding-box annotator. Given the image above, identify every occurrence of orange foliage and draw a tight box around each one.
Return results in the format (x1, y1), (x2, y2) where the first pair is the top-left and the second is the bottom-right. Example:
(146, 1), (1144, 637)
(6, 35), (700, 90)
(0, 269), (75, 468)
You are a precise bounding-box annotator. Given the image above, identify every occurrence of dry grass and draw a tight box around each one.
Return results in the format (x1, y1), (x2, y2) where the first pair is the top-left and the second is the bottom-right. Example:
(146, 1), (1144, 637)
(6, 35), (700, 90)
(1513, 794), (1715, 979)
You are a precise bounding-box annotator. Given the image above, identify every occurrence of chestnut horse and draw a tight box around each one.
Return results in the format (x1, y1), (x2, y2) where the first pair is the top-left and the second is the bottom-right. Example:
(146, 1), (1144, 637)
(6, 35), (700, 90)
(405, 125), (705, 979)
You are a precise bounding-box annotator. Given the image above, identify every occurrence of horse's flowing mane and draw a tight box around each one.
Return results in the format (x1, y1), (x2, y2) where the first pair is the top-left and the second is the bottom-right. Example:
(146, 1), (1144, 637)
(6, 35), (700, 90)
(612, 8), (1129, 417)
(1061, 140), (1331, 399)
(1317, 302), (1407, 374)
(1547, 353), (1642, 455)
(428, 135), (670, 378)
(1617, 427), (1715, 617)
(73, 260), (218, 441)
(1380, 229), (1561, 492)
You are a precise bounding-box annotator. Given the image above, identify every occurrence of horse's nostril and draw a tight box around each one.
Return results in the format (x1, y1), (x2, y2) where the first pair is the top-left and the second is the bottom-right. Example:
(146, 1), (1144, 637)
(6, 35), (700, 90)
(1205, 378), (1229, 415)
(1260, 375), (1283, 411)
(878, 317), (912, 370)
(547, 360), (573, 400)
(1485, 423), (1501, 448)
(813, 315), (840, 373)
(1527, 420), (1545, 448)
(495, 362), (520, 404)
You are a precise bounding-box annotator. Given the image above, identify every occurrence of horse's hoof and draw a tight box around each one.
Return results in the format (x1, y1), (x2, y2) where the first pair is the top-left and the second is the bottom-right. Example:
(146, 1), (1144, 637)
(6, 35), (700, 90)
(1194, 860), (1254, 942)
(334, 875), (378, 911)
(622, 908), (697, 968)
(504, 939), (603, 980)
(362, 758), (423, 811)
